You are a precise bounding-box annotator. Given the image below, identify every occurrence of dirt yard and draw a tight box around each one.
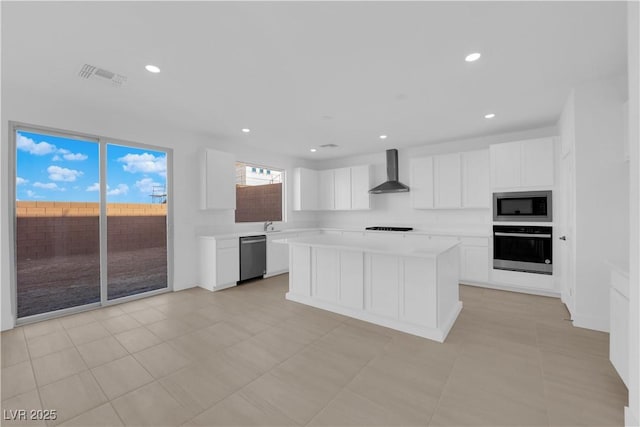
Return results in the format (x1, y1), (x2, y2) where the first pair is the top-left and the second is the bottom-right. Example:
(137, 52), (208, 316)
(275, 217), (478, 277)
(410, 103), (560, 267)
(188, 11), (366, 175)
(17, 246), (167, 318)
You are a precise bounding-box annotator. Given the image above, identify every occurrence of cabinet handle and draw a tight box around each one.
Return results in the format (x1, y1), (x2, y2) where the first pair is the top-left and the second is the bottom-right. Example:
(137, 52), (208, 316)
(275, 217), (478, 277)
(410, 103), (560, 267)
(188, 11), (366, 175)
(559, 236), (567, 241)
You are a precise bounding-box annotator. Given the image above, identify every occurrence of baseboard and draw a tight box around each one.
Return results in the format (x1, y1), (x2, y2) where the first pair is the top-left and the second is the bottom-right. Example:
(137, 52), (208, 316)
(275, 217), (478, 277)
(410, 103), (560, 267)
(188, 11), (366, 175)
(572, 313), (609, 333)
(625, 406), (639, 427)
(460, 280), (561, 298)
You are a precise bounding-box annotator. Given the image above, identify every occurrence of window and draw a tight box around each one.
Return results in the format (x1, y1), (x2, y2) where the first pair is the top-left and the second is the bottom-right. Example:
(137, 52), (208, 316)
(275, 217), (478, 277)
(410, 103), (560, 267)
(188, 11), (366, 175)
(12, 124), (171, 321)
(235, 162), (284, 223)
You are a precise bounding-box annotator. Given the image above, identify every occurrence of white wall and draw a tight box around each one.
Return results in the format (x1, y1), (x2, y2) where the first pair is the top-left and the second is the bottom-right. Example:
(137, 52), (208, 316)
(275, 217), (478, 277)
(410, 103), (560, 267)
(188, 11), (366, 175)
(312, 126), (556, 232)
(626, 2), (639, 425)
(0, 88), (318, 331)
(571, 74), (628, 332)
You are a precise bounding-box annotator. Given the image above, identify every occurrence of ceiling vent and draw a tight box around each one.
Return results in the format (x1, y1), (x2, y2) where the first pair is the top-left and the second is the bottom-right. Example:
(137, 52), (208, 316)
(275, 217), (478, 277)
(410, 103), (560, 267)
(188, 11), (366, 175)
(319, 143), (339, 148)
(78, 64), (127, 87)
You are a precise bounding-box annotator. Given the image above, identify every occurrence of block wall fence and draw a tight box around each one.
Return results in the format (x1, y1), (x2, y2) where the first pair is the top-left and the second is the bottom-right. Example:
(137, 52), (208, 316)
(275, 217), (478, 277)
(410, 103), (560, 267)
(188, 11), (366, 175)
(16, 202), (167, 260)
(235, 183), (282, 223)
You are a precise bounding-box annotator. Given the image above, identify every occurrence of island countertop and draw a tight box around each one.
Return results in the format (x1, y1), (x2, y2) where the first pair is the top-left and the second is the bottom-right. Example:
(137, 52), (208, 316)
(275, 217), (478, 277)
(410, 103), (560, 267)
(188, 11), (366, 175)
(273, 234), (459, 258)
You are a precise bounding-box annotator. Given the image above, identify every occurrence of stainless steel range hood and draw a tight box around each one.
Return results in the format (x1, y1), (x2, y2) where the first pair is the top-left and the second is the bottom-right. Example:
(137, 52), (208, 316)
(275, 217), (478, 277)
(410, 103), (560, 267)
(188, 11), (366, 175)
(369, 149), (410, 194)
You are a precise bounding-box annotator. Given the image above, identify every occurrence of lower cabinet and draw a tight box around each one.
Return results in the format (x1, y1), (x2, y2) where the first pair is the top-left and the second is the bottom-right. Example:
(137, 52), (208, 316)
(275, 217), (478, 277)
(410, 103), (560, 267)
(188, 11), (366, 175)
(266, 233), (294, 277)
(367, 254), (400, 319)
(459, 238), (490, 284)
(199, 236), (239, 291)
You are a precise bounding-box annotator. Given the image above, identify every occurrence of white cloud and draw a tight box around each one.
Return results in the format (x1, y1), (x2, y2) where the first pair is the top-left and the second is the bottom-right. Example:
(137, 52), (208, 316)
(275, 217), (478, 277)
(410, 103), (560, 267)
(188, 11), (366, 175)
(47, 165), (83, 182)
(118, 153), (166, 175)
(107, 184), (129, 196)
(57, 148), (70, 154)
(135, 177), (161, 194)
(16, 177), (28, 185)
(25, 190), (43, 199)
(52, 155), (63, 161)
(63, 152), (88, 161)
(33, 182), (59, 190)
(17, 134), (56, 155)
(86, 182), (100, 192)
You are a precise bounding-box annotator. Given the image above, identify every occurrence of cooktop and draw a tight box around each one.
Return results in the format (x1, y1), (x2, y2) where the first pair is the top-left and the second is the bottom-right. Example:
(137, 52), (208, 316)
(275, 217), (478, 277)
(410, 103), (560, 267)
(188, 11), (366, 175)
(365, 226), (414, 232)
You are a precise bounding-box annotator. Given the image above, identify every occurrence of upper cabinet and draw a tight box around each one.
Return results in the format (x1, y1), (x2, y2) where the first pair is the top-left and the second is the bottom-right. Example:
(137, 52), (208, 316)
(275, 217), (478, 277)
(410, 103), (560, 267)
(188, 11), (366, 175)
(293, 165), (372, 211)
(350, 165), (372, 210)
(433, 153), (461, 208)
(318, 169), (335, 210)
(490, 138), (554, 189)
(333, 167), (351, 210)
(410, 157), (434, 209)
(410, 149), (489, 210)
(461, 149), (490, 208)
(293, 167), (318, 210)
(201, 148), (236, 210)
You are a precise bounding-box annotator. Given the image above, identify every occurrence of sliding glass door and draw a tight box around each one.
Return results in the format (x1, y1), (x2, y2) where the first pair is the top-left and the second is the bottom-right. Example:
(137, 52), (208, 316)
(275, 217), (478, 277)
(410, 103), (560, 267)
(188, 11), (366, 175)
(15, 130), (101, 317)
(14, 125), (170, 321)
(106, 143), (168, 300)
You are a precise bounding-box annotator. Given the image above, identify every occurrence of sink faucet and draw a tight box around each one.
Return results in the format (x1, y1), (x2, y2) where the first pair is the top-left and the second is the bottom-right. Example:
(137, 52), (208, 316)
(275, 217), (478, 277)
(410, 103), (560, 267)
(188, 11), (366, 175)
(264, 221), (273, 231)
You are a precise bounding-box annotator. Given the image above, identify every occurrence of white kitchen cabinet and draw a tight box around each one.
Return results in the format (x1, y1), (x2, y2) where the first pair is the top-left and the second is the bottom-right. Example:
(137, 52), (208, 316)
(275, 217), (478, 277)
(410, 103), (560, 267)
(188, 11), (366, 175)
(402, 257), (437, 328)
(290, 245), (311, 297)
(490, 142), (522, 189)
(521, 138), (554, 187)
(434, 153), (462, 208)
(198, 236), (239, 291)
(293, 165), (371, 211)
(459, 237), (489, 283)
(350, 165), (372, 210)
(313, 247), (340, 302)
(366, 254), (400, 319)
(333, 167), (352, 210)
(339, 250), (364, 310)
(490, 138), (554, 189)
(293, 168), (318, 211)
(410, 157), (434, 209)
(461, 149), (490, 208)
(318, 169), (335, 210)
(201, 149), (236, 210)
(266, 232), (293, 277)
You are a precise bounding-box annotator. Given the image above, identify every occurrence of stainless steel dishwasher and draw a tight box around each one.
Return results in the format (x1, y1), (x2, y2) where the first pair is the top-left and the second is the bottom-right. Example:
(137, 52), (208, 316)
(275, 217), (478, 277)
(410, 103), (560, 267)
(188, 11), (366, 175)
(239, 235), (267, 282)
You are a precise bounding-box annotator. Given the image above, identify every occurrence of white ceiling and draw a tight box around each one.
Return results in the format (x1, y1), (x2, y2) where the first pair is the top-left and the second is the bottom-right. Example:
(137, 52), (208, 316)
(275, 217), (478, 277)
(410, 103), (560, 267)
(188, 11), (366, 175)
(2, 1), (627, 159)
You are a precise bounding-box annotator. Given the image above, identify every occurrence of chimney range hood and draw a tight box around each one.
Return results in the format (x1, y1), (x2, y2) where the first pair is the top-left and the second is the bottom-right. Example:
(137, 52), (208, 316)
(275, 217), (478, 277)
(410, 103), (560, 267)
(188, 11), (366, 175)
(369, 149), (410, 194)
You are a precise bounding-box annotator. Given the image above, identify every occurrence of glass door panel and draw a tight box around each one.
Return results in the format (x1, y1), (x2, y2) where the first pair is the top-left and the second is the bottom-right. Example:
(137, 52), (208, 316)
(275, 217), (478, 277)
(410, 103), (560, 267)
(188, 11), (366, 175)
(106, 144), (168, 300)
(15, 130), (100, 317)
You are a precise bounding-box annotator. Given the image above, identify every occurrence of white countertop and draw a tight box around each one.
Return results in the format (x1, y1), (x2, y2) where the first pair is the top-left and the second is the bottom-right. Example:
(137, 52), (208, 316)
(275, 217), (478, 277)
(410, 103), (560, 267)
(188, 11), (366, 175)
(200, 228), (316, 240)
(201, 227), (490, 240)
(273, 234), (459, 258)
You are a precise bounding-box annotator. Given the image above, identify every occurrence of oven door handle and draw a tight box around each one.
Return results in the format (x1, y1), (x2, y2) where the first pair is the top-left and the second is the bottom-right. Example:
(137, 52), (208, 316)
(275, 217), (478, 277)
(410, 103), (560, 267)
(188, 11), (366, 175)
(494, 232), (552, 238)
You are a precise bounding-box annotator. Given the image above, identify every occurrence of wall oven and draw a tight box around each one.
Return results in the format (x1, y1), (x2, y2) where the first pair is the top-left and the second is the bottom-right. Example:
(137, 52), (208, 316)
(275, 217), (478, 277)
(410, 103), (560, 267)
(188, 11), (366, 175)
(493, 191), (552, 222)
(493, 225), (552, 275)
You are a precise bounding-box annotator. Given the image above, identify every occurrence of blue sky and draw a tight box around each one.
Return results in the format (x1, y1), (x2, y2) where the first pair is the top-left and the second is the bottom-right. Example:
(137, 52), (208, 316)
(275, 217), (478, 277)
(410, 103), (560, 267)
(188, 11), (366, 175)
(16, 130), (167, 203)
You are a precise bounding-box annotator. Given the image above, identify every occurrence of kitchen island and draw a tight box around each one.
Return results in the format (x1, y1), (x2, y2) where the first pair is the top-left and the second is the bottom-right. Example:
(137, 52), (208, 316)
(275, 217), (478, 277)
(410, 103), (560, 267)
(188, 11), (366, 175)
(274, 234), (462, 342)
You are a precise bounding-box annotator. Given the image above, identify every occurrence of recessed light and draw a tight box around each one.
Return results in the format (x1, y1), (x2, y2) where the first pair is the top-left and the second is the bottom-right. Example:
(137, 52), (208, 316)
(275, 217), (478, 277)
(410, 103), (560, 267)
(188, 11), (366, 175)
(379, 135), (388, 140)
(145, 64), (161, 73)
(484, 113), (496, 119)
(310, 148), (317, 152)
(241, 128), (251, 133)
(465, 53), (481, 62)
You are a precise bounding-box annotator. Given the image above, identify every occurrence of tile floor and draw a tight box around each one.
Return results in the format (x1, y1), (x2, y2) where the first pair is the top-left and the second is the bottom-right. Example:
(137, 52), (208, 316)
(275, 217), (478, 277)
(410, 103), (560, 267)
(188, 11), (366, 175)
(1, 275), (628, 426)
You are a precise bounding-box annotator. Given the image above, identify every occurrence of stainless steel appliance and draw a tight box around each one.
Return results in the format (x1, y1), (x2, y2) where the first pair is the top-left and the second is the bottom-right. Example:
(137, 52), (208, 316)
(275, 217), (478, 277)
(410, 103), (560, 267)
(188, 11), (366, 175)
(493, 225), (552, 274)
(365, 226), (413, 231)
(239, 235), (266, 282)
(493, 190), (552, 222)
(369, 149), (410, 194)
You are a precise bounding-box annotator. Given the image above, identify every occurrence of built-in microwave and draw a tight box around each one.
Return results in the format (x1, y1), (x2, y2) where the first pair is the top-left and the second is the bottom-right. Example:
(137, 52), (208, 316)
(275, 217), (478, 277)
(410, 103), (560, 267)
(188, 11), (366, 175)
(493, 191), (552, 222)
